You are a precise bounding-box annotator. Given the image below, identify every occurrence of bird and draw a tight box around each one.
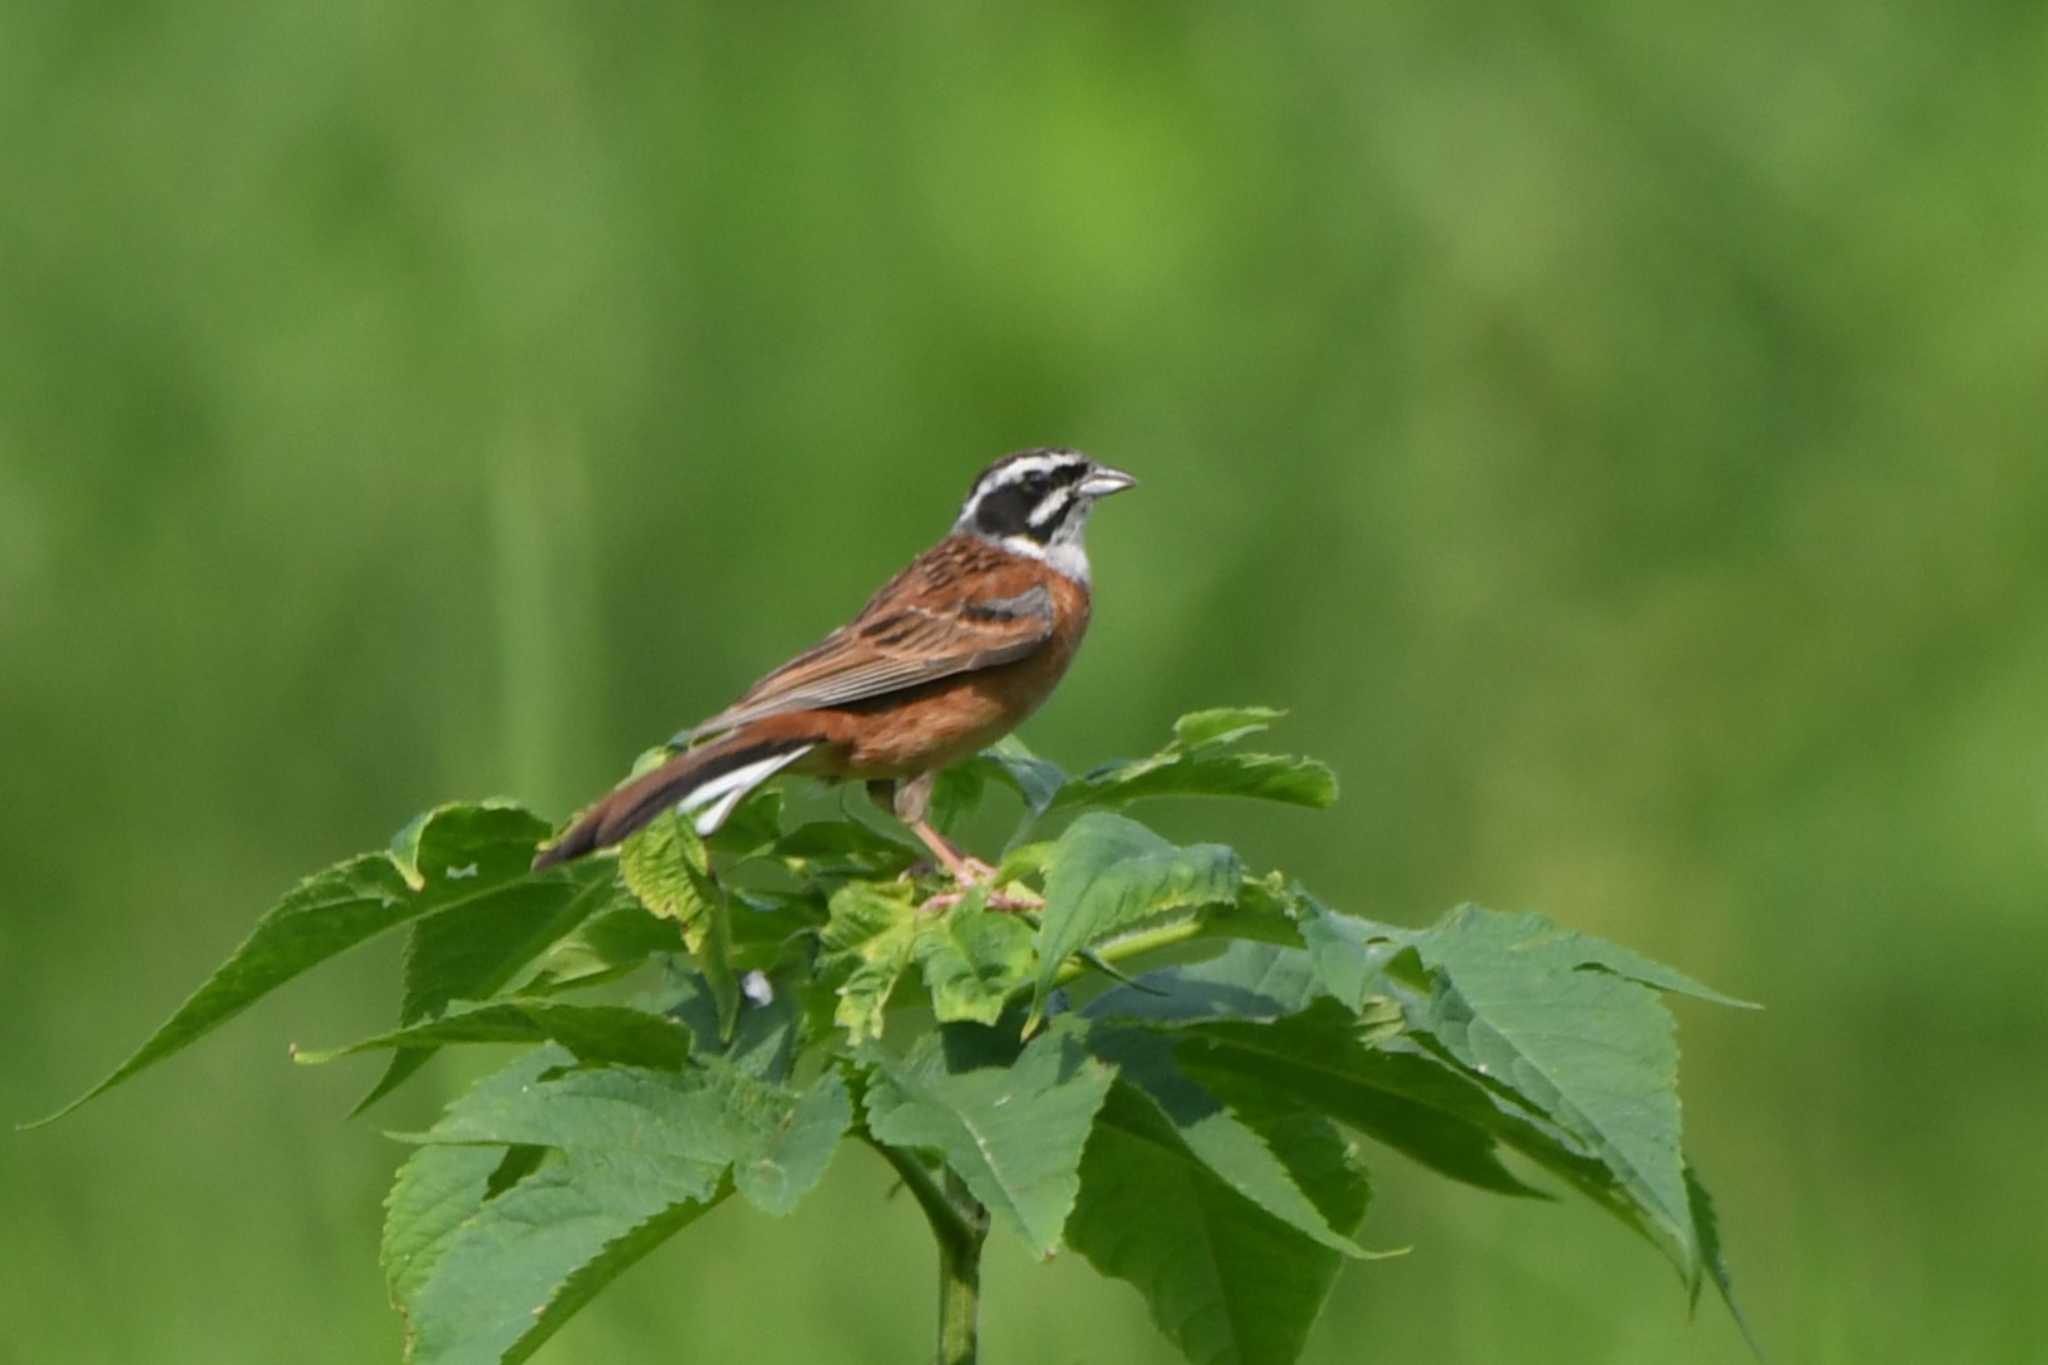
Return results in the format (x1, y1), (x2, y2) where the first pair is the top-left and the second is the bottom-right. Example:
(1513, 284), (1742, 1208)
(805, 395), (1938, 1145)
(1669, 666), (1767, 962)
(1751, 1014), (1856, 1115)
(531, 448), (1136, 877)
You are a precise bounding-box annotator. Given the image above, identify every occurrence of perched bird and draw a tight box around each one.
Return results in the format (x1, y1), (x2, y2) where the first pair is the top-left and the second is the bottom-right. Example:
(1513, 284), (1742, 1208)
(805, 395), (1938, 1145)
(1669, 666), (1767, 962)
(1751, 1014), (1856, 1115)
(532, 448), (1136, 876)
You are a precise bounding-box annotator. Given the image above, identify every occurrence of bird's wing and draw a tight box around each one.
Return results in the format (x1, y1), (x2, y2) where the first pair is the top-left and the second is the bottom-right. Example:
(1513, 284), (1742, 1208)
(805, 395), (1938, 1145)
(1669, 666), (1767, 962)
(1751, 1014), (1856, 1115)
(677, 539), (1057, 743)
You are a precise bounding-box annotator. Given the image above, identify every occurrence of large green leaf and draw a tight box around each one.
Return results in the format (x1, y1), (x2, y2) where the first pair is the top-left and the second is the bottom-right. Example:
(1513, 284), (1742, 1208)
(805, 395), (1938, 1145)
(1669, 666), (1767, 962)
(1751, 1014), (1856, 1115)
(864, 1021), (1115, 1255)
(1408, 905), (1704, 1276)
(1031, 812), (1241, 1028)
(294, 998), (695, 1070)
(1086, 1025), (1369, 1257)
(387, 1037), (853, 1365)
(1084, 940), (1325, 1025)
(1174, 1005), (1543, 1198)
(1068, 1079), (1371, 1365)
(36, 803), (577, 1125)
(1048, 709), (1337, 815)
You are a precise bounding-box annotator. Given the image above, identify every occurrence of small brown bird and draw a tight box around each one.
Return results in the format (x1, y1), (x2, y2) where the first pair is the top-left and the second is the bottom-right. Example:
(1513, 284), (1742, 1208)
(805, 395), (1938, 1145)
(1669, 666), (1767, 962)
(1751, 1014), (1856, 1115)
(532, 448), (1136, 876)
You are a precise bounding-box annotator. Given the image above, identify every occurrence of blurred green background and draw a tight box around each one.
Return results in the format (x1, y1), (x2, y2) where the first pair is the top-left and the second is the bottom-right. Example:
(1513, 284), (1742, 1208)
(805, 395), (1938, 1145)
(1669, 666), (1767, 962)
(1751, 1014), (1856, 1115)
(5, 4), (2043, 1362)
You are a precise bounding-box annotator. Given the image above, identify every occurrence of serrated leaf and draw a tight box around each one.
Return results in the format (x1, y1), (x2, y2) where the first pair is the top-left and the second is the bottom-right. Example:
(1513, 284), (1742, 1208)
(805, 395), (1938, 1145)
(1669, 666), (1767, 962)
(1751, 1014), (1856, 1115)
(1431, 907), (1756, 1009)
(380, 1046), (739, 1365)
(1087, 1025), (1369, 1257)
(1685, 1162), (1762, 1358)
(912, 889), (1036, 1026)
(1043, 711), (1337, 815)
(295, 999), (694, 1070)
(619, 807), (719, 953)
(35, 803), (569, 1126)
(864, 1021), (1114, 1255)
(402, 1052), (848, 1217)
(1411, 904), (1699, 1276)
(1031, 813), (1241, 1028)
(818, 881), (921, 1044)
(1173, 1004), (1544, 1198)
(1068, 1078), (1371, 1365)
(389, 1141), (726, 1365)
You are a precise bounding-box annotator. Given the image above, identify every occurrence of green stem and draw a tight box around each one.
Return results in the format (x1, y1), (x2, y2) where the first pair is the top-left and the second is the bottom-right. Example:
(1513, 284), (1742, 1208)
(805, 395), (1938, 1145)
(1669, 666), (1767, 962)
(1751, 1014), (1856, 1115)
(936, 1167), (988, 1365)
(869, 1140), (988, 1365)
(1048, 913), (1216, 988)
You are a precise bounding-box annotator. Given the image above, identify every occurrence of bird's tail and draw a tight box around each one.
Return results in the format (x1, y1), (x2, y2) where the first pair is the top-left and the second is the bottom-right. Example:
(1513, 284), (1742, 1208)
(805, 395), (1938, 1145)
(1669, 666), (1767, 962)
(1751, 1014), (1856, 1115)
(531, 731), (816, 871)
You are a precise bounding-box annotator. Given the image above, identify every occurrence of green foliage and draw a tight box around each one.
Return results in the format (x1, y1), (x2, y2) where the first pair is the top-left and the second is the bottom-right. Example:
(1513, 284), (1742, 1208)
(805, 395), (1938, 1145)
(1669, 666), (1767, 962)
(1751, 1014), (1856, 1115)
(50, 712), (1754, 1365)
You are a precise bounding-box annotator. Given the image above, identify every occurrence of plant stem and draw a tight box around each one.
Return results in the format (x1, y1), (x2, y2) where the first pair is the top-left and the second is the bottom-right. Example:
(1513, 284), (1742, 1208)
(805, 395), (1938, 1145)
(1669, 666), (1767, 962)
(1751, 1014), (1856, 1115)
(935, 1167), (988, 1365)
(870, 1140), (988, 1365)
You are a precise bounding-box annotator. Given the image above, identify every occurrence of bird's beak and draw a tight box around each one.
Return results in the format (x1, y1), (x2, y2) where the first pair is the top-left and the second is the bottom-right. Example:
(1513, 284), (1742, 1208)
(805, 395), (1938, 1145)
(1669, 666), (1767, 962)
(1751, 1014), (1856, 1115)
(1078, 465), (1137, 499)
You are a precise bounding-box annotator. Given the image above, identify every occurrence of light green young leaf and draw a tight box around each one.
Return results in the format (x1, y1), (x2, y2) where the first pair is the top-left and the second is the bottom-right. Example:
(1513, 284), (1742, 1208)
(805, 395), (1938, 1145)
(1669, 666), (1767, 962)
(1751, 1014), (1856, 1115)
(619, 806), (719, 953)
(912, 888), (1036, 1026)
(819, 881), (921, 1044)
(1170, 705), (1287, 749)
(35, 803), (576, 1126)
(1067, 1077), (1371, 1365)
(1031, 812), (1241, 1029)
(294, 998), (694, 1070)
(864, 1021), (1115, 1255)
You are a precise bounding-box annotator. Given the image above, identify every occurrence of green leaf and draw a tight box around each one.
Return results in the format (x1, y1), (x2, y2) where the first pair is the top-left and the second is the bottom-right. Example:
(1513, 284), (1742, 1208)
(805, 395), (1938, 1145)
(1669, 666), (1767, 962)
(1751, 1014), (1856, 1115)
(1686, 1162), (1763, 1358)
(1433, 907), (1757, 1009)
(1410, 904), (1700, 1274)
(818, 881), (921, 1044)
(1085, 940), (1325, 1024)
(1068, 1078), (1371, 1365)
(402, 1052), (850, 1219)
(1173, 1004), (1544, 1198)
(1087, 1025), (1369, 1257)
(966, 735), (1070, 821)
(356, 866), (626, 1114)
(1031, 813), (1241, 1029)
(864, 1021), (1115, 1255)
(619, 806), (719, 954)
(294, 999), (694, 1070)
(35, 803), (568, 1126)
(380, 1046), (734, 1365)
(1170, 705), (1287, 749)
(520, 904), (687, 995)
(912, 888), (1037, 1026)
(1044, 710), (1337, 815)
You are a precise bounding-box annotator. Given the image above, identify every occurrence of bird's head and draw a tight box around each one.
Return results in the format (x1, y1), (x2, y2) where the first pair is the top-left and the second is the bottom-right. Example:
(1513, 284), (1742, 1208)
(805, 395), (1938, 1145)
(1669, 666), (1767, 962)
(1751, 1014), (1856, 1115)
(954, 448), (1136, 580)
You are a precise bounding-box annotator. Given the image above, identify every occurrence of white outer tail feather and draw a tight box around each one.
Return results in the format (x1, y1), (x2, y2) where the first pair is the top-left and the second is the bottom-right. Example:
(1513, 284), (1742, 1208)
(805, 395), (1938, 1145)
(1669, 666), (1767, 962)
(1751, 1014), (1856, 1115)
(676, 744), (815, 835)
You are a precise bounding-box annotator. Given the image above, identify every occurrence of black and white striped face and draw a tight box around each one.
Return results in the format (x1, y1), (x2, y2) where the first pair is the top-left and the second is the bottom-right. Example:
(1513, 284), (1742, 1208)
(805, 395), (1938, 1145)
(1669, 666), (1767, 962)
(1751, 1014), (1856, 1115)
(955, 448), (1136, 580)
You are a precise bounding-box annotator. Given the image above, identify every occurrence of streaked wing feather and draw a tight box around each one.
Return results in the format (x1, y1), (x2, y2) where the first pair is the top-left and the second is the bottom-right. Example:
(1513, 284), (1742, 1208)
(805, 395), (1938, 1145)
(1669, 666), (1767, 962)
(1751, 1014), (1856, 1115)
(680, 575), (1054, 741)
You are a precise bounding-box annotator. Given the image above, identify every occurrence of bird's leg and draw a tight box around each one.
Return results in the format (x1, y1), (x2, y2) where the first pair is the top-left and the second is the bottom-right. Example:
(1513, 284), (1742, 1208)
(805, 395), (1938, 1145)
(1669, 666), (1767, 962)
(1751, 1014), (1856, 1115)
(886, 772), (997, 884)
